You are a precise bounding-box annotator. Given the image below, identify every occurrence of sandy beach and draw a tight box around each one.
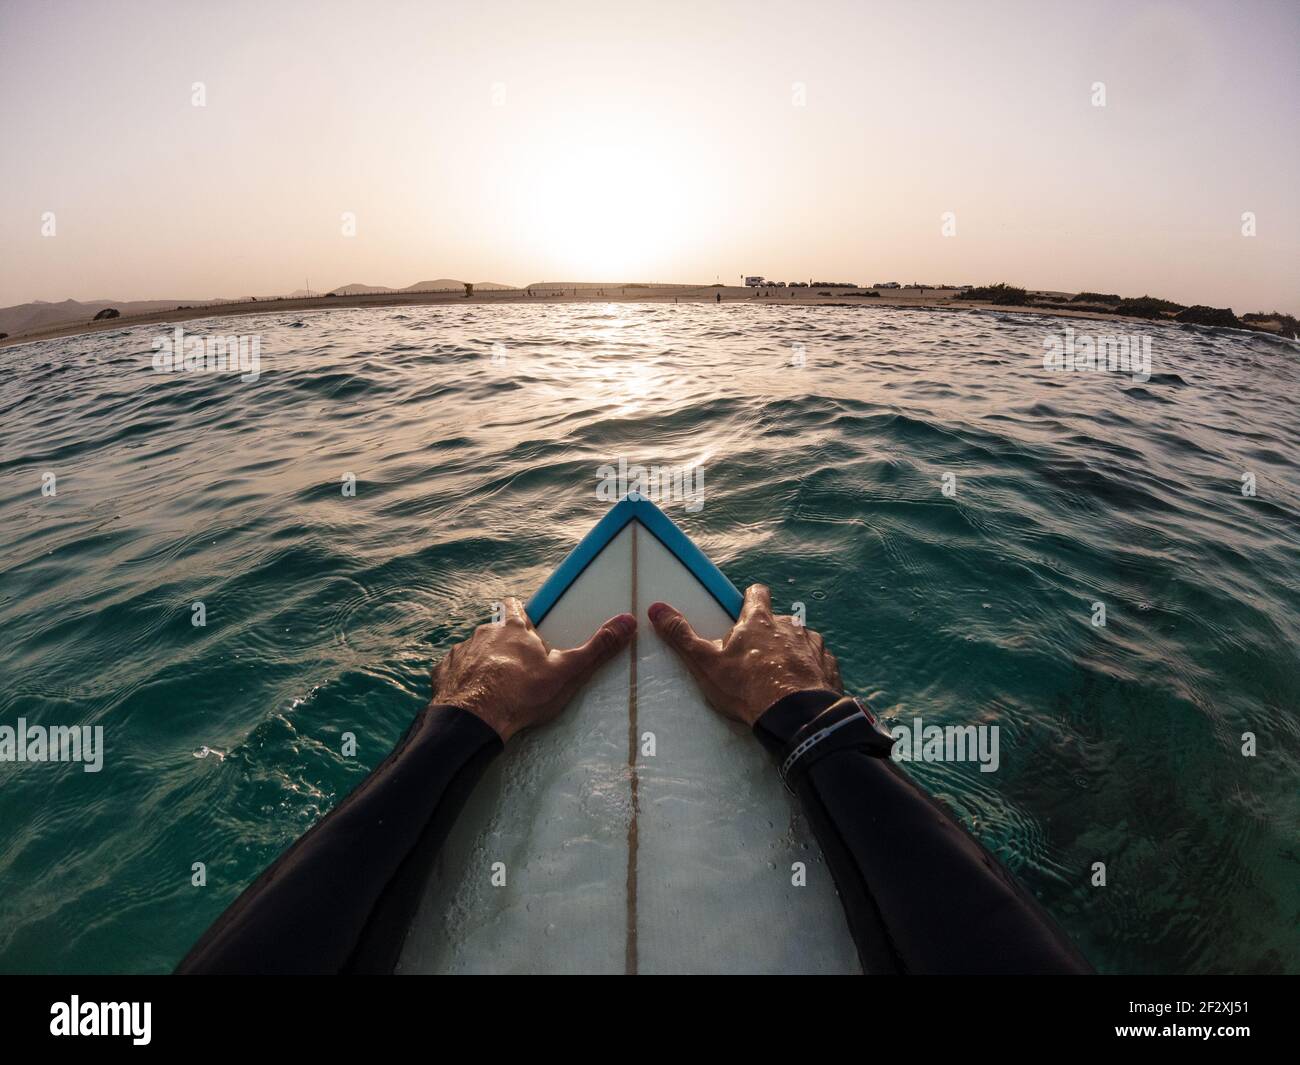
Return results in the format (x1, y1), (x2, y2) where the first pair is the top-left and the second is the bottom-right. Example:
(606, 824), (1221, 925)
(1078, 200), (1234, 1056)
(0, 284), (1156, 349)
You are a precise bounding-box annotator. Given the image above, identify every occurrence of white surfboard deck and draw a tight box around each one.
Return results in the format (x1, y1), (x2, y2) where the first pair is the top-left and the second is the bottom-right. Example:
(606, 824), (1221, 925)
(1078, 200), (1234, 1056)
(398, 498), (859, 973)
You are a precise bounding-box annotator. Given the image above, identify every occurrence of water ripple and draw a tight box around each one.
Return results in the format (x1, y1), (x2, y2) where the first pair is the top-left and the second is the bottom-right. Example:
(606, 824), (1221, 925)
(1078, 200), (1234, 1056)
(0, 303), (1296, 973)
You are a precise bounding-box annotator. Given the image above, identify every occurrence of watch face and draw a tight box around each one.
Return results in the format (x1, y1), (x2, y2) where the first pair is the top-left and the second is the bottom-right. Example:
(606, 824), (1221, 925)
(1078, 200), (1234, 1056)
(847, 696), (876, 725)
(847, 697), (896, 748)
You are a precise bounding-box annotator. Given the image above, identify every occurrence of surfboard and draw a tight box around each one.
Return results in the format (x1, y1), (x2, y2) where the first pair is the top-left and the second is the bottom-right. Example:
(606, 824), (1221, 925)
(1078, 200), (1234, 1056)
(397, 497), (859, 973)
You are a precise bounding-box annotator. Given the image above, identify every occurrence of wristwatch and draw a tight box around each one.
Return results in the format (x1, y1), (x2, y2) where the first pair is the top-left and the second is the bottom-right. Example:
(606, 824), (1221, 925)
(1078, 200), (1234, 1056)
(778, 694), (896, 792)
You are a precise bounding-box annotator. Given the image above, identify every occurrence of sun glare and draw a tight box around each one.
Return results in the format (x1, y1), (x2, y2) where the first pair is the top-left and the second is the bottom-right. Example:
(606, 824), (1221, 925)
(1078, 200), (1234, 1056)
(522, 128), (696, 279)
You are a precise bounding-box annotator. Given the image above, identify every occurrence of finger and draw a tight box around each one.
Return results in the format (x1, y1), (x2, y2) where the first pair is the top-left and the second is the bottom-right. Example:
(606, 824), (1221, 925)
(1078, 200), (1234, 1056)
(648, 602), (719, 668)
(558, 613), (636, 681)
(822, 647), (843, 690)
(739, 583), (772, 625)
(436, 639), (458, 672)
(431, 641), (457, 694)
(501, 597), (530, 627)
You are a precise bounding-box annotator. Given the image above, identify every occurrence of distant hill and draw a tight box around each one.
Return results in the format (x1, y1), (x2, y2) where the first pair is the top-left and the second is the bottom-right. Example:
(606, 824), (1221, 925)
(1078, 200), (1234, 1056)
(401, 279), (462, 291)
(328, 283), (395, 296)
(329, 279), (514, 295)
(402, 278), (512, 291)
(0, 297), (213, 337)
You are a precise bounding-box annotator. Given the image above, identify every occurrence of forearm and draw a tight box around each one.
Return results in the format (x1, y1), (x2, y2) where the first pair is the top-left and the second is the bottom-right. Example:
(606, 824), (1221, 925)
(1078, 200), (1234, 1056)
(755, 691), (1091, 975)
(176, 703), (501, 974)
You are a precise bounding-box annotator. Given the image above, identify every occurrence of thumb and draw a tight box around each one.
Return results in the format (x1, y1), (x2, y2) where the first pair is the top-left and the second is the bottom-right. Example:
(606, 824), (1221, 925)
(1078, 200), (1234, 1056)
(559, 612), (637, 680)
(648, 602), (718, 668)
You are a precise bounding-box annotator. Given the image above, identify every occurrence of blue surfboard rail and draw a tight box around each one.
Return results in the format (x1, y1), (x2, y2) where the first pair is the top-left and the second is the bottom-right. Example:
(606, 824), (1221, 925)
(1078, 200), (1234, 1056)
(526, 496), (744, 625)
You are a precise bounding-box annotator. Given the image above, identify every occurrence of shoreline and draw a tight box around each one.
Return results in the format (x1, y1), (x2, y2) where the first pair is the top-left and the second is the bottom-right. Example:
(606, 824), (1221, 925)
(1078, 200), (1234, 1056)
(0, 285), (1289, 351)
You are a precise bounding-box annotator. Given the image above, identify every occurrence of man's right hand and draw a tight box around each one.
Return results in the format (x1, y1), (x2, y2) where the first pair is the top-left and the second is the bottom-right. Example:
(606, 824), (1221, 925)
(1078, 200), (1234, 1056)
(647, 584), (842, 726)
(432, 597), (635, 742)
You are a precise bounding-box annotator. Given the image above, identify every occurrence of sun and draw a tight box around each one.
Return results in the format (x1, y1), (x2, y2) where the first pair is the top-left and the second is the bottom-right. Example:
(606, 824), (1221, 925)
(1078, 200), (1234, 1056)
(520, 128), (699, 280)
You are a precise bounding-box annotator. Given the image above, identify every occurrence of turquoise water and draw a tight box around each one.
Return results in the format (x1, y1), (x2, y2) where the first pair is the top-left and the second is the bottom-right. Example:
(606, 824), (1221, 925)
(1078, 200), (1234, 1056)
(0, 303), (1296, 974)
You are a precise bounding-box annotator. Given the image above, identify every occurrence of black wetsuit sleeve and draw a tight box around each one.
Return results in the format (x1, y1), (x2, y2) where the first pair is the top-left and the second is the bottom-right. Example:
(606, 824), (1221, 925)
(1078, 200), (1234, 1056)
(754, 690), (1092, 975)
(176, 704), (502, 974)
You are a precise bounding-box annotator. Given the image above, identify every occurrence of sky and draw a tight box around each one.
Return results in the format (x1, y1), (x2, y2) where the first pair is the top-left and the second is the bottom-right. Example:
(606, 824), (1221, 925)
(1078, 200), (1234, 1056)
(1, 0), (1297, 312)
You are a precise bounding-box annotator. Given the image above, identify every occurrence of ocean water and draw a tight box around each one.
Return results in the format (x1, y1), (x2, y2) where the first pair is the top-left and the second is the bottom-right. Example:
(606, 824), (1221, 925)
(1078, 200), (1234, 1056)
(0, 303), (1296, 974)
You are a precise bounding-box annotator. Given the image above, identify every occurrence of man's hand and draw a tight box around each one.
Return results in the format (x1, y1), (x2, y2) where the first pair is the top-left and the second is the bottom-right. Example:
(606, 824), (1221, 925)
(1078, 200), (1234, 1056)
(432, 598), (636, 742)
(648, 584), (842, 726)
